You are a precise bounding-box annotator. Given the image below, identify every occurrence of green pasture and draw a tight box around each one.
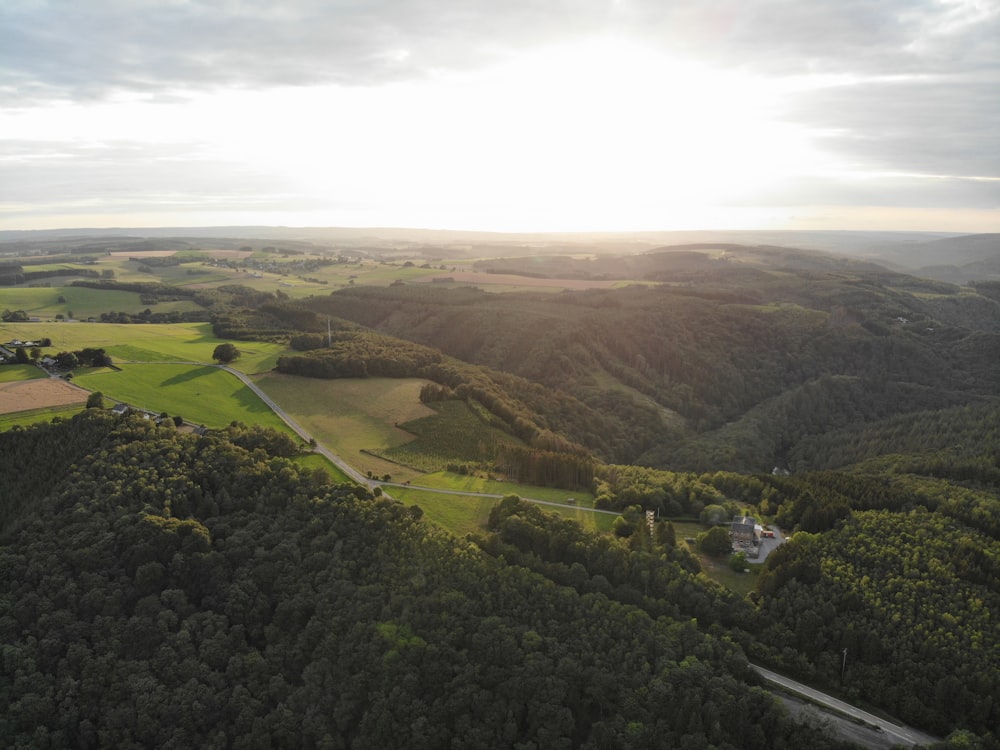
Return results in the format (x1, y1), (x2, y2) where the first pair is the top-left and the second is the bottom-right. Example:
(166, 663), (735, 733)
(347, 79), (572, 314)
(292, 452), (351, 484)
(380, 400), (518, 471)
(387, 486), (614, 537)
(72, 363), (294, 435)
(387, 487), (499, 537)
(415, 471), (595, 507)
(254, 373), (433, 481)
(0, 322), (288, 374)
(0, 404), (84, 431)
(0, 364), (47, 382)
(0, 286), (155, 320)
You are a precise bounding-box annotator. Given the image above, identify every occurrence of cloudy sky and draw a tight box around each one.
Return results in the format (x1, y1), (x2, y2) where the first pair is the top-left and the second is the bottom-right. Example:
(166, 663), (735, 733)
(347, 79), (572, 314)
(1, 0), (998, 233)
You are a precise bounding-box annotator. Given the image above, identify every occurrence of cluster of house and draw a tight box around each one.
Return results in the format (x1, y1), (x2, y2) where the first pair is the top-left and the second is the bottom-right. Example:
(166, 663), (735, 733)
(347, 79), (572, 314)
(110, 402), (207, 434)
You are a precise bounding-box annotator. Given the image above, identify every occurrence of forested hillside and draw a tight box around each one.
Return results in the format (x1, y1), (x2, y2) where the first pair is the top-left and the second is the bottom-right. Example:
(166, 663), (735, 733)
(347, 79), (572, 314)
(1, 411), (851, 749)
(300, 249), (1000, 473)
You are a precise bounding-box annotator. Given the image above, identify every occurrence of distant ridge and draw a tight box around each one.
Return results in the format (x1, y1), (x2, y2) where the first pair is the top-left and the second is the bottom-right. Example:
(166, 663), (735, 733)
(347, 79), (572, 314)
(7, 226), (1000, 279)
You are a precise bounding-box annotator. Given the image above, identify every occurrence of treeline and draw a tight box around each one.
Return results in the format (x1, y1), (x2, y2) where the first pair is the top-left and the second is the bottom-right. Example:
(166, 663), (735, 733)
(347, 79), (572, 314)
(0, 412), (852, 749)
(71, 278), (198, 300)
(97, 309), (212, 324)
(0, 265), (102, 285)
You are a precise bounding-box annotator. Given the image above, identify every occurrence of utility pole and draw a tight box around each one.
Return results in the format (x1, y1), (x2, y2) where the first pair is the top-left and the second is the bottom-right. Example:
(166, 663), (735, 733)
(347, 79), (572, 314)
(840, 648), (848, 683)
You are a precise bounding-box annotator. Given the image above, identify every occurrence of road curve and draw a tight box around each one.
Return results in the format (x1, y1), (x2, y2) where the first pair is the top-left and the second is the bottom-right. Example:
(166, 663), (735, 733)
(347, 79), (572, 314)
(216, 365), (374, 487)
(750, 664), (940, 748)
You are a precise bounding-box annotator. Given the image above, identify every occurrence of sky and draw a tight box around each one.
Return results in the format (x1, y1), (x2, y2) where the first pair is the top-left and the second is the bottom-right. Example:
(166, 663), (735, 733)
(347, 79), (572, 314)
(1, 0), (998, 233)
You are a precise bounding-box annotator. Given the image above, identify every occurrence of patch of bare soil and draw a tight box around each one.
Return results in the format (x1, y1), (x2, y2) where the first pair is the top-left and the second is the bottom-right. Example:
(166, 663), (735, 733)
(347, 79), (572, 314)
(0, 378), (89, 414)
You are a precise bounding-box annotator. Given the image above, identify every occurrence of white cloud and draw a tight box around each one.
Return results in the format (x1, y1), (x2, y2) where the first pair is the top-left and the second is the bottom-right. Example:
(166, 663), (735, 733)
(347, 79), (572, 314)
(1, 0), (997, 231)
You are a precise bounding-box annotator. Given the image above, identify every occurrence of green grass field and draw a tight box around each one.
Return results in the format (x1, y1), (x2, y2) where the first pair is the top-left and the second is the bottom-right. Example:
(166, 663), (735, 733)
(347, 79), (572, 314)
(0, 322), (288, 374)
(386, 486), (614, 537)
(0, 286), (154, 320)
(380, 400), (518, 471)
(387, 487), (500, 536)
(73, 363), (294, 435)
(0, 404), (85, 430)
(0, 364), (47, 382)
(414, 471), (596, 507)
(254, 373), (435, 481)
(292, 452), (352, 484)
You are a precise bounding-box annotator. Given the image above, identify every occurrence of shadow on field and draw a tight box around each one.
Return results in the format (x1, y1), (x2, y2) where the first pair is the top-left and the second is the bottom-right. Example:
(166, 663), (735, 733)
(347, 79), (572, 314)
(159, 366), (215, 387)
(233, 385), (271, 414)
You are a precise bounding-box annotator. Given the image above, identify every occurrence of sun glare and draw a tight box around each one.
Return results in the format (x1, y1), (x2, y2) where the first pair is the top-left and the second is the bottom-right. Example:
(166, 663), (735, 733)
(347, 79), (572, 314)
(2, 35), (833, 231)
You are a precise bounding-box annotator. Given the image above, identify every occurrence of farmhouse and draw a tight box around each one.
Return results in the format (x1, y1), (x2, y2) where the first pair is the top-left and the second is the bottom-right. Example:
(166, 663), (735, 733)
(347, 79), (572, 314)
(731, 516), (758, 545)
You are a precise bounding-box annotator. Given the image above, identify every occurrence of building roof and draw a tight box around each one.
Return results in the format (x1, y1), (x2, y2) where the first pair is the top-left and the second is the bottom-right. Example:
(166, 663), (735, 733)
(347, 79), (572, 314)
(731, 516), (756, 533)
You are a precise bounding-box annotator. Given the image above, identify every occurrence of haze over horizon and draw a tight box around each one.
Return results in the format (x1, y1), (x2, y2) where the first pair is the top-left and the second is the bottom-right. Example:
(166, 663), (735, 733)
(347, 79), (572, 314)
(2, 0), (998, 234)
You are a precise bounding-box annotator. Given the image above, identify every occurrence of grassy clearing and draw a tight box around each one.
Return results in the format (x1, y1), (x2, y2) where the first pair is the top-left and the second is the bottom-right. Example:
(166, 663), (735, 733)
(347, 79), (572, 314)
(0, 404), (84, 431)
(292, 452), (351, 484)
(415, 471), (595, 507)
(73, 363), (294, 434)
(387, 486), (614, 537)
(255, 373), (434, 481)
(0, 364), (47, 382)
(388, 487), (499, 537)
(0, 322), (288, 375)
(671, 520), (760, 595)
(380, 400), (517, 470)
(0, 286), (149, 320)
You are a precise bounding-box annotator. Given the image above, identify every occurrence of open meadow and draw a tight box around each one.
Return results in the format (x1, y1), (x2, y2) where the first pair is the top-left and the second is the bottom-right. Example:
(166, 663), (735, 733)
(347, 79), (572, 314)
(0, 285), (163, 320)
(386, 486), (612, 537)
(0, 403), (84, 430)
(73, 363), (294, 434)
(0, 364), (47, 383)
(254, 373), (434, 481)
(0, 322), (288, 374)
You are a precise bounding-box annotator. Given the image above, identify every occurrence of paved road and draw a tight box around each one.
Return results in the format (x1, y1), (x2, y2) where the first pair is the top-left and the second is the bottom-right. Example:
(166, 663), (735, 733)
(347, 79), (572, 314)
(751, 664), (940, 748)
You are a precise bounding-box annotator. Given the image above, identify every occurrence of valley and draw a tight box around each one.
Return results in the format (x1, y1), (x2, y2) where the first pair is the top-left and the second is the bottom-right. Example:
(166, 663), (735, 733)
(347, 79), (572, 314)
(1, 229), (997, 748)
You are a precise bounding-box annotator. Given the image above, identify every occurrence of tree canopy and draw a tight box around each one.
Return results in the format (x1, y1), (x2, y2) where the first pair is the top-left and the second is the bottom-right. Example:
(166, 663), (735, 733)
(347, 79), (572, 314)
(212, 342), (241, 364)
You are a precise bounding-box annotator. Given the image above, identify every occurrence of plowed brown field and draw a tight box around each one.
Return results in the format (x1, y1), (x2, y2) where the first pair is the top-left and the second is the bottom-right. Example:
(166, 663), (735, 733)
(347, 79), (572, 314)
(0, 378), (89, 414)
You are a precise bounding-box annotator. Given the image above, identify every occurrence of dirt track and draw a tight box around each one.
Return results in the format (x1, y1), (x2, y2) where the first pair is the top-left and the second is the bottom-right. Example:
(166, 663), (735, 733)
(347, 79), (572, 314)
(0, 378), (89, 414)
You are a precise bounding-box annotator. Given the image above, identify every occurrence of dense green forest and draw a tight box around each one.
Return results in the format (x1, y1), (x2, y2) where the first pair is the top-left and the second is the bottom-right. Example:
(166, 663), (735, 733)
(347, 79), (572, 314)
(2, 411), (854, 749)
(298, 255), (999, 474)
